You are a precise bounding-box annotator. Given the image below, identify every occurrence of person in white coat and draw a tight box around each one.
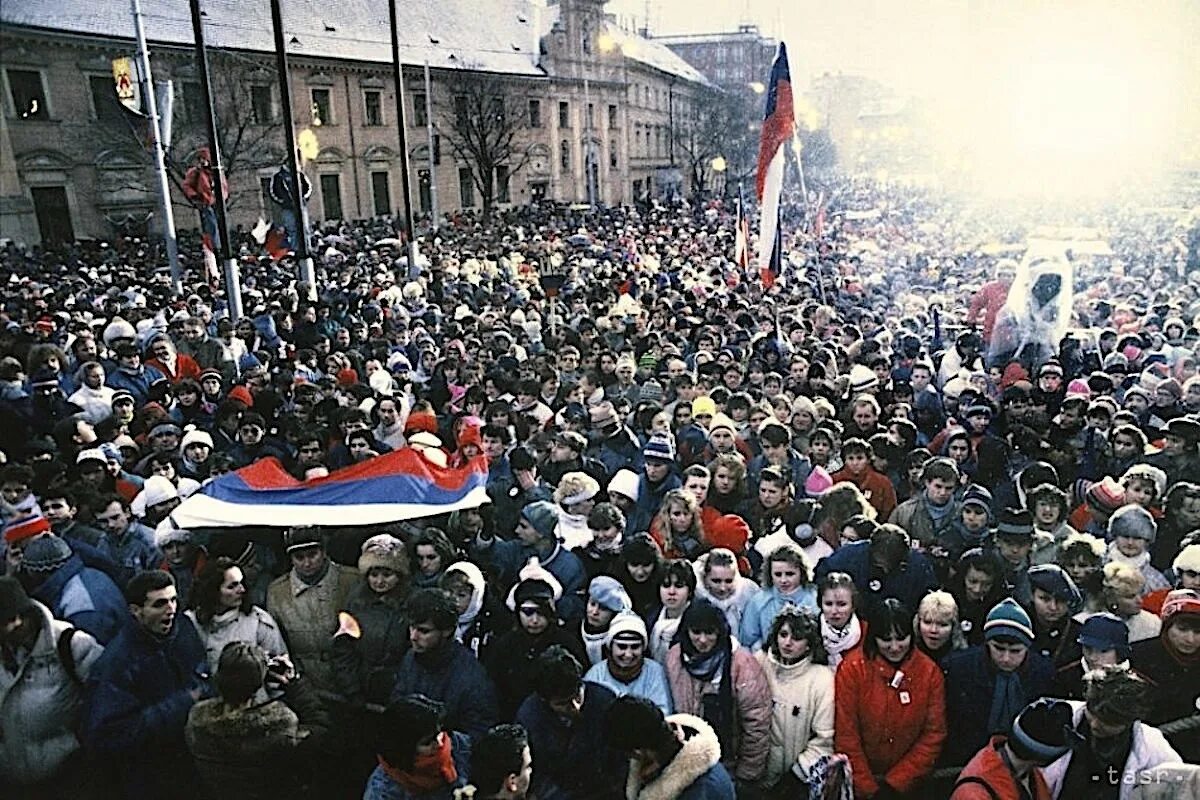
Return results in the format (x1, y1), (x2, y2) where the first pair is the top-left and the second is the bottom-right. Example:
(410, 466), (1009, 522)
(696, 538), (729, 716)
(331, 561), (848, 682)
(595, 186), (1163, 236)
(694, 548), (760, 635)
(0, 577), (105, 792)
(185, 556), (288, 673)
(1040, 665), (1181, 800)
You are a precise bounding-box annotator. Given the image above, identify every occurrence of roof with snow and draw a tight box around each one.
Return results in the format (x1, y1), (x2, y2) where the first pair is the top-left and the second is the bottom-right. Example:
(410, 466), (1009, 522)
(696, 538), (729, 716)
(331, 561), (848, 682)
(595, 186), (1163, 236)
(1, 0), (547, 77)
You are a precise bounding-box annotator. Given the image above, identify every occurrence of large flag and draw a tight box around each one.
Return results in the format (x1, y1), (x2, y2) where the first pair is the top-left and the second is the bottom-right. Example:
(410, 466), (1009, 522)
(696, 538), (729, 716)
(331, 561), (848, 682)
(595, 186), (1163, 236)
(755, 43), (795, 288)
(167, 448), (489, 529)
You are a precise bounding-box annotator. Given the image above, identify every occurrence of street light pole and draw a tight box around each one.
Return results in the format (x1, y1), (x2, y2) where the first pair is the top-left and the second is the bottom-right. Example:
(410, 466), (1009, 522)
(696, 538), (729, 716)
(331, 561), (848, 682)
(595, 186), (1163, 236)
(388, 0), (420, 275)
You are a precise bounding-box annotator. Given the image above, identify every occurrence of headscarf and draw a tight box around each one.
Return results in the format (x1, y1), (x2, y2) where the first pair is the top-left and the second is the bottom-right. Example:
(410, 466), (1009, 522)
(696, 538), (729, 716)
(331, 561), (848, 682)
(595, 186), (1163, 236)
(678, 599), (735, 757)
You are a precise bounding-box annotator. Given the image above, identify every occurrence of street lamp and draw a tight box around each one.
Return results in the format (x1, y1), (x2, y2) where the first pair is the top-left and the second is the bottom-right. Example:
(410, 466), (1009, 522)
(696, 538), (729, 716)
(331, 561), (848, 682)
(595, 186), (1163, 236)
(710, 155), (726, 197)
(748, 81), (766, 95)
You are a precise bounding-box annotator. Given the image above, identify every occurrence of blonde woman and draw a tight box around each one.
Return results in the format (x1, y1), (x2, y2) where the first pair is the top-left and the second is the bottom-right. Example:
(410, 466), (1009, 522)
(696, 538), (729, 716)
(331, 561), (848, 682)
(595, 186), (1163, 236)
(553, 471), (600, 550)
(694, 548), (761, 634)
(709, 453), (748, 515)
(650, 488), (708, 560)
(1093, 561), (1162, 643)
(913, 590), (967, 663)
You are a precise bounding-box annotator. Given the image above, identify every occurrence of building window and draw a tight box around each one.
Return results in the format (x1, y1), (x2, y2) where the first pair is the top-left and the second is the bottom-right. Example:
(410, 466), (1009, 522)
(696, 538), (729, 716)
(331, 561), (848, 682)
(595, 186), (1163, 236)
(311, 87), (331, 126)
(364, 90), (383, 126)
(319, 173), (342, 220)
(7, 69), (48, 120)
(259, 176), (272, 214)
(528, 98), (541, 127)
(454, 95), (468, 128)
(180, 80), (203, 123)
(495, 165), (510, 204)
(458, 167), (475, 207)
(607, 104), (617, 129)
(433, 134), (441, 165)
(560, 139), (570, 169)
(89, 75), (124, 122)
(370, 170), (390, 216)
(418, 169), (432, 213)
(490, 96), (505, 127)
(609, 140), (617, 169)
(558, 100), (569, 127)
(251, 85), (274, 124)
(412, 92), (426, 127)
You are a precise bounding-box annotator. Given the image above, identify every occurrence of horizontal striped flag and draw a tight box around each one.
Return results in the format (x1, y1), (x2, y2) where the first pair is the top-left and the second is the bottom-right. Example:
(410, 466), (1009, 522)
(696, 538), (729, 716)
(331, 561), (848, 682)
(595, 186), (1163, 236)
(756, 42), (795, 288)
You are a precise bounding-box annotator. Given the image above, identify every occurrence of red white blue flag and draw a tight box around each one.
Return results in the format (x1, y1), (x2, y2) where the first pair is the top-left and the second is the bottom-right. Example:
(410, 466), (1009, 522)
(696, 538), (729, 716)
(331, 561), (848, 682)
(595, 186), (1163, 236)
(168, 448), (489, 529)
(755, 43), (795, 288)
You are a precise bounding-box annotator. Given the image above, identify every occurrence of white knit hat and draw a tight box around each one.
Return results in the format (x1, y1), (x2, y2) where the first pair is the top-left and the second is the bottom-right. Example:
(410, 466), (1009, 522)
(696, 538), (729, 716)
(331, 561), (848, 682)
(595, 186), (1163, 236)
(604, 611), (648, 646)
(131, 476), (179, 518)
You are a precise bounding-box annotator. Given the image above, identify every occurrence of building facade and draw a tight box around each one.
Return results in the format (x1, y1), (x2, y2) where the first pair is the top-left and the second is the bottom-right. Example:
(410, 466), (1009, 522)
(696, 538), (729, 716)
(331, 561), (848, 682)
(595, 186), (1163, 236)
(653, 24), (776, 93)
(0, 0), (707, 246)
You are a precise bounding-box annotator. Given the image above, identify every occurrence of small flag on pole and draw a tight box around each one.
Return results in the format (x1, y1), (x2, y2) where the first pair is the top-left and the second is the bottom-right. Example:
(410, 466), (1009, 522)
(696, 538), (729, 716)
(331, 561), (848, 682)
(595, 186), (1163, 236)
(755, 43), (795, 288)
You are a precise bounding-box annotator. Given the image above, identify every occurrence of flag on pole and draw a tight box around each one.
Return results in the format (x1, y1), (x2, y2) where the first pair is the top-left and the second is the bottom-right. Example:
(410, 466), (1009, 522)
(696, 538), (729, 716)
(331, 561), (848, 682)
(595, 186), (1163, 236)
(755, 43), (795, 288)
(734, 192), (751, 273)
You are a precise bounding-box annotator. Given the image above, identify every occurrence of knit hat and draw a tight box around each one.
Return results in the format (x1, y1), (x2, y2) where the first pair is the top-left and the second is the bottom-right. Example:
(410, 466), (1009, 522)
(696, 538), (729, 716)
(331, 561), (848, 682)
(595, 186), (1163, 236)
(102, 318), (137, 345)
(1065, 379), (1091, 398)
(554, 471), (600, 508)
(588, 401), (618, 428)
(283, 527), (323, 553)
(1160, 589), (1200, 625)
(1008, 698), (1078, 764)
(154, 521), (192, 548)
(1077, 612), (1131, 659)
(607, 469), (640, 502)
(1107, 504), (1157, 544)
(227, 385), (254, 407)
(691, 396), (717, 417)
(0, 576), (35, 622)
(964, 401), (993, 419)
(506, 557), (564, 611)
(3, 513), (50, 544)
(520, 501), (560, 540)
(180, 428), (214, 452)
(405, 408), (439, 436)
(588, 575), (632, 614)
(76, 448), (107, 466)
(642, 433), (676, 464)
(804, 466), (833, 498)
(847, 364), (879, 396)
(1039, 361), (1064, 377)
(1028, 564), (1082, 610)
(708, 413), (737, 437)
(984, 598), (1035, 646)
(1173, 544), (1200, 575)
(358, 533), (407, 573)
(131, 476), (179, 518)
(149, 422), (182, 439)
(1157, 378), (1183, 400)
(111, 389), (136, 406)
(961, 484), (993, 510)
(605, 610), (648, 646)
(996, 508), (1034, 540)
(200, 367), (222, 383)
(19, 534), (73, 573)
(1085, 477), (1125, 512)
(639, 379), (665, 405)
(1102, 352), (1129, 371)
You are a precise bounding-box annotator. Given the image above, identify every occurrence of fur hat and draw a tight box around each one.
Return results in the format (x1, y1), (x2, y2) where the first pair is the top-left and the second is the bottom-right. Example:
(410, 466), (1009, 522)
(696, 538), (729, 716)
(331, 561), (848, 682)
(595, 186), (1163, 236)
(1173, 544), (1200, 575)
(1107, 504), (1157, 544)
(554, 471), (600, 508)
(1120, 464), (1167, 498)
(358, 533), (407, 573)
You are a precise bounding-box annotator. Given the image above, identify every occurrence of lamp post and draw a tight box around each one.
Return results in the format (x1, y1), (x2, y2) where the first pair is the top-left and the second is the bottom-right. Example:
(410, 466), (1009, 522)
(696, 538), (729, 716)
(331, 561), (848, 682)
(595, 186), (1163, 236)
(710, 155), (727, 198)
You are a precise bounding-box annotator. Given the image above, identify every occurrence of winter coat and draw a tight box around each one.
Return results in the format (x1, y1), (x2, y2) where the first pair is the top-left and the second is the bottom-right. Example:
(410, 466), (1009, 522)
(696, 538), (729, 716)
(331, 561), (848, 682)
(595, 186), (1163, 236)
(889, 493), (960, 547)
(624, 714), (736, 800)
(588, 426), (645, 482)
(105, 363), (167, 406)
(363, 730), (472, 800)
(693, 551), (761, 634)
(584, 657), (675, 715)
(84, 615), (210, 798)
(1040, 701), (1181, 800)
(97, 521), (162, 573)
(185, 605), (289, 674)
(30, 552), (127, 645)
(176, 335), (236, 384)
(515, 680), (625, 800)
(753, 650), (835, 788)
(834, 647), (947, 797)
(829, 466), (897, 520)
(266, 562), (359, 693)
(951, 736), (1052, 800)
(185, 678), (331, 800)
(67, 384), (117, 423)
(391, 641), (499, 742)
(738, 584), (819, 652)
(813, 539), (938, 615)
(664, 643), (772, 781)
(0, 600), (104, 784)
(941, 645), (1055, 766)
(471, 538), (587, 623)
(488, 624), (589, 717)
(331, 584), (410, 707)
(1131, 636), (1200, 761)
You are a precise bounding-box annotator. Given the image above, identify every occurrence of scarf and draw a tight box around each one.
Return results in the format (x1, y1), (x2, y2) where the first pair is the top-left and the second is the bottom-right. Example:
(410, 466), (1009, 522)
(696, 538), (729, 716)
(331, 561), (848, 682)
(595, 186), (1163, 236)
(582, 623), (608, 666)
(378, 732), (457, 795)
(650, 606), (685, 663)
(821, 614), (862, 667)
(987, 669), (1027, 736)
(1105, 542), (1151, 573)
(679, 600), (735, 758)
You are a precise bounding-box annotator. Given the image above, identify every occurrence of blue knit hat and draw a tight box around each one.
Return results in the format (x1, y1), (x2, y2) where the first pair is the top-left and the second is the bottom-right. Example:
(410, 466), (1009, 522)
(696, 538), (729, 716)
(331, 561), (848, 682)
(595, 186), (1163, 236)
(642, 433), (676, 464)
(984, 598), (1034, 647)
(961, 484), (993, 510)
(520, 501), (560, 540)
(1009, 698), (1077, 764)
(588, 575), (632, 614)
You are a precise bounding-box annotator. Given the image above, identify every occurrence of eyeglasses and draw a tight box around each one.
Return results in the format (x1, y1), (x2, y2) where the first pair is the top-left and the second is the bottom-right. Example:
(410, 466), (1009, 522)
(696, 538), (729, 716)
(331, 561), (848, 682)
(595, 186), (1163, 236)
(519, 605), (546, 617)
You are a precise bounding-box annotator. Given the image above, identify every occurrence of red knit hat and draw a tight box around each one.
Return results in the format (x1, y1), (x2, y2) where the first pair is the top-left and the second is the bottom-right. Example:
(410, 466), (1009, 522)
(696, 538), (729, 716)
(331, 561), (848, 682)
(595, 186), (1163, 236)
(405, 408), (439, 436)
(3, 513), (51, 544)
(336, 368), (359, 387)
(457, 423), (483, 452)
(227, 385), (254, 408)
(707, 514), (753, 576)
(1160, 589), (1200, 625)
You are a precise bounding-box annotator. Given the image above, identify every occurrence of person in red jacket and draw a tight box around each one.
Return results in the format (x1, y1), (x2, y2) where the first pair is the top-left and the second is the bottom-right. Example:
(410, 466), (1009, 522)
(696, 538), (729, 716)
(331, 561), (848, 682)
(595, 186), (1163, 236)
(831, 438), (897, 521)
(967, 259), (1015, 346)
(835, 597), (946, 799)
(183, 147), (230, 250)
(950, 698), (1076, 800)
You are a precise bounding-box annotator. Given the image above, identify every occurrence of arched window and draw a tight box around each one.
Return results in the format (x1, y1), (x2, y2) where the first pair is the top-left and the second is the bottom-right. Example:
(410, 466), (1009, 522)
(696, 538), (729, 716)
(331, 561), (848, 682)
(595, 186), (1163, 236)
(560, 139), (570, 169)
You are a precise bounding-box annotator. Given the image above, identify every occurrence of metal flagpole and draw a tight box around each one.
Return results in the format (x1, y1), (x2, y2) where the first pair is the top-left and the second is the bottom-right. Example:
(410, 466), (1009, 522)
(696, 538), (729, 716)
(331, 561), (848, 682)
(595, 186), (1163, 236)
(269, 0), (316, 298)
(130, 0), (182, 295)
(388, 0), (420, 274)
(423, 61), (439, 231)
(189, 0), (242, 321)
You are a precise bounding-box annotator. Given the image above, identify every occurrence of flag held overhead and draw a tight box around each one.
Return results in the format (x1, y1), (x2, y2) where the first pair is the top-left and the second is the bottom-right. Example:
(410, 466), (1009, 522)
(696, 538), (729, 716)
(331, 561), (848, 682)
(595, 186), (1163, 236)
(756, 43), (795, 288)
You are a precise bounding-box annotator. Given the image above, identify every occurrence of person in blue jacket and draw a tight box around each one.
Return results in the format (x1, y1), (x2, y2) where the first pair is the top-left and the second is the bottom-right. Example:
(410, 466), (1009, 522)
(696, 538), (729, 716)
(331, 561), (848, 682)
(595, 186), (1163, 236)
(104, 342), (166, 407)
(739, 541), (818, 650)
(813, 524), (938, 615)
(21, 534), (127, 644)
(84, 570), (211, 799)
(605, 695), (735, 800)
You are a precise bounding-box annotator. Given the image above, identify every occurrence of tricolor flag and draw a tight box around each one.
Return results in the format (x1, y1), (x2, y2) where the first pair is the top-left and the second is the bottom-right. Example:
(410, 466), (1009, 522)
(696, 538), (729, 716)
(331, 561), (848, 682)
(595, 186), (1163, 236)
(755, 43), (795, 288)
(167, 448), (489, 529)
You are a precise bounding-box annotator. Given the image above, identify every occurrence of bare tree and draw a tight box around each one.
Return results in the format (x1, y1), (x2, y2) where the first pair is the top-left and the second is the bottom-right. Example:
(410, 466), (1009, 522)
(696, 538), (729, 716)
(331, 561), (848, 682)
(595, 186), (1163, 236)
(673, 87), (758, 198)
(436, 70), (532, 215)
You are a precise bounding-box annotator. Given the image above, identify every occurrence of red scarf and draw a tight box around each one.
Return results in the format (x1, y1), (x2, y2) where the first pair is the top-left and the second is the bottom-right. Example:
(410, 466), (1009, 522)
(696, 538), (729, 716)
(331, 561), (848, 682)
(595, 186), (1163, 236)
(378, 732), (458, 794)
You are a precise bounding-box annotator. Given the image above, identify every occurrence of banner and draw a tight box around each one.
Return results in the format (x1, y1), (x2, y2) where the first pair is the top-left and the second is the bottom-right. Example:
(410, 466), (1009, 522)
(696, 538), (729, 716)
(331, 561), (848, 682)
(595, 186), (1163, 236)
(168, 449), (489, 529)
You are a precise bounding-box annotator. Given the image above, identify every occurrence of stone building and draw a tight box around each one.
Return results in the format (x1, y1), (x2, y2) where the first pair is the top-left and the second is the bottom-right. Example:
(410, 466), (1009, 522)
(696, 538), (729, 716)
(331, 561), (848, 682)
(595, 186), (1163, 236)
(0, 0), (706, 245)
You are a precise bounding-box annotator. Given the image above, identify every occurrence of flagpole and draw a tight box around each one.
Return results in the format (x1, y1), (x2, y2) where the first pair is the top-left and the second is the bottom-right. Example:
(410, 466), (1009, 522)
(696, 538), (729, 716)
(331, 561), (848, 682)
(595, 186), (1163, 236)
(423, 60), (439, 231)
(387, 0), (420, 275)
(131, 0), (182, 296)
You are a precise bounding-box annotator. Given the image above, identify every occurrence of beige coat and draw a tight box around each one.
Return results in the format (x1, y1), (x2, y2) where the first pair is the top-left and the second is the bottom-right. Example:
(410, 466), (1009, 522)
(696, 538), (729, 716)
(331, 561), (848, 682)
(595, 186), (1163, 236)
(266, 562), (359, 692)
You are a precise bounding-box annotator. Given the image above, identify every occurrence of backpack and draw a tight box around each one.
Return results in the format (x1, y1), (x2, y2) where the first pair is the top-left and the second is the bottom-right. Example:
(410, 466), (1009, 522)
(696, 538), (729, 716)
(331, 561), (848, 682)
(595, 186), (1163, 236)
(56, 626), (82, 685)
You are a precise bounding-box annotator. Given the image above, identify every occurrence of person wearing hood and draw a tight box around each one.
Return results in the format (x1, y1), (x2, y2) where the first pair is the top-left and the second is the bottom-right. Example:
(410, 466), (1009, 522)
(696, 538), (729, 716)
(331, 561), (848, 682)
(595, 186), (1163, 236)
(178, 428), (214, 481)
(439, 560), (510, 663)
(0, 576), (105, 793)
(604, 697), (735, 800)
(664, 598), (771, 786)
(739, 543), (818, 651)
(584, 610), (674, 714)
(1131, 589), (1200, 761)
(17, 531), (127, 645)
(571, 575), (632, 666)
(693, 547), (760, 635)
(66, 360), (116, 424)
(1104, 505), (1171, 595)
(486, 562), (586, 718)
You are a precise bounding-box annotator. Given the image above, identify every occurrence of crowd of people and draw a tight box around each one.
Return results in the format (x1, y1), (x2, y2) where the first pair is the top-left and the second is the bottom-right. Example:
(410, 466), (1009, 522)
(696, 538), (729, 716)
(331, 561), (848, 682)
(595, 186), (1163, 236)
(1, 177), (1199, 800)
